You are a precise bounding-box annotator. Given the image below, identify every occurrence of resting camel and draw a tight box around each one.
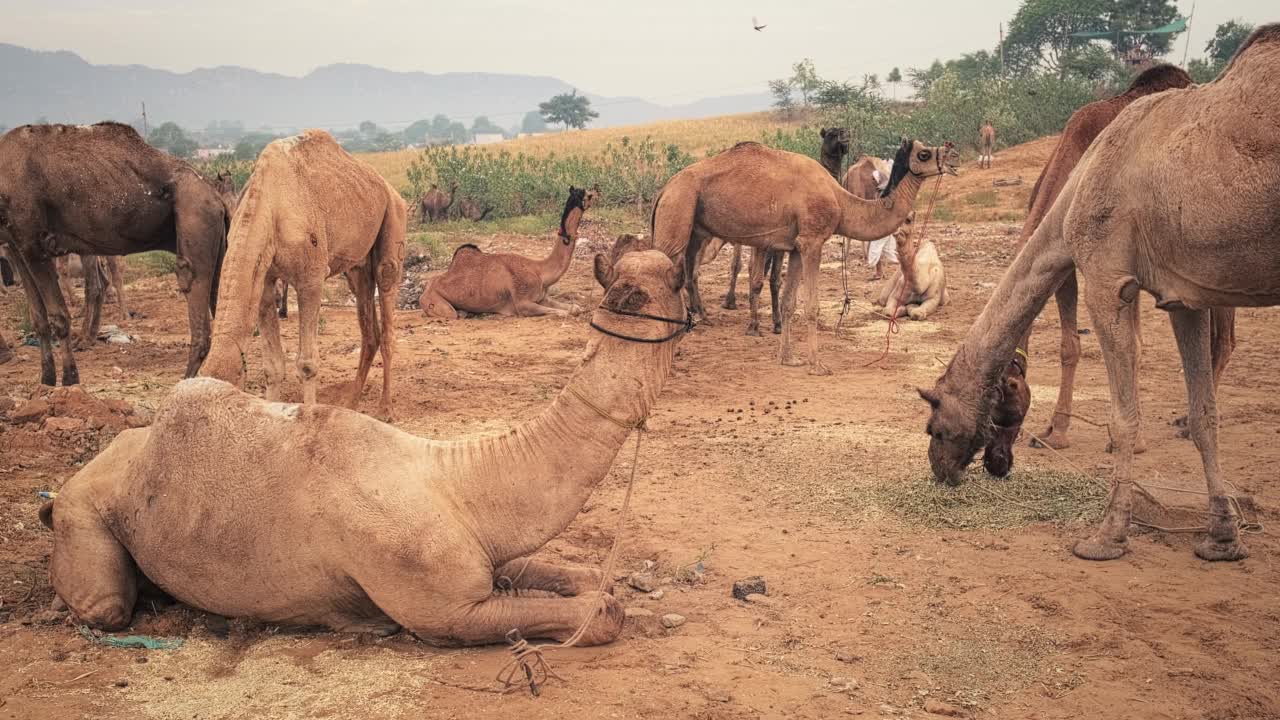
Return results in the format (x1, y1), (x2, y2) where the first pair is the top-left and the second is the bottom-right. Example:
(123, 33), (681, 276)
(41, 249), (686, 647)
(420, 182), (458, 222)
(1009, 64), (1236, 453)
(457, 196), (493, 221)
(653, 138), (957, 374)
(201, 130), (406, 419)
(420, 186), (594, 318)
(872, 212), (948, 320)
(978, 122), (996, 169)
(0, 122), (229, 386)
(921, 24), (1280, 562)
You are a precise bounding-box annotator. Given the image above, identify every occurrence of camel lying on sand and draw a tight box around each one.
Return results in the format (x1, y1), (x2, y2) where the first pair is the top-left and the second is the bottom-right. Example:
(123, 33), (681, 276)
(420, 186), (596, 318)
(42, 249), (687, 647)
(0, 122), (229, 386)
(871, 212), (948, 320)
(457, 196), (493, 221)
(201, 130), (405, 419)
(653, 139), (957, 374)
(922, 24), (1280, 562)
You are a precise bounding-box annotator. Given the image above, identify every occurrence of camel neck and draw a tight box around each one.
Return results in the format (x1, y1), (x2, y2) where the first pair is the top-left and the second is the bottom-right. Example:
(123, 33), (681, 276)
(835, 172), (924, 241)
(539, 207), (584, 286)
(437, 317), (677, 565)
(820, 152), (844, 181)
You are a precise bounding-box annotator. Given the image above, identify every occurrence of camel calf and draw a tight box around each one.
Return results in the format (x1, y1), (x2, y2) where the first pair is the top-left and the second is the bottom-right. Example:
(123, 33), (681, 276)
(872, 213), (948, 321)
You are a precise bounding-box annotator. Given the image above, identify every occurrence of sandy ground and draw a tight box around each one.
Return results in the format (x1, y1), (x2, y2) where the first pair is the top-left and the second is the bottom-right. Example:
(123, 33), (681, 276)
(2, 158), (1279, 720)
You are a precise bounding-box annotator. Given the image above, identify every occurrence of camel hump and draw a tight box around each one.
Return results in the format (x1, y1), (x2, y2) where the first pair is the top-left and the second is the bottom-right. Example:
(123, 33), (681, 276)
(1220, 23), (1280, 76)
(1125, 64), (1192, 95)
(729, 141), (765, 152)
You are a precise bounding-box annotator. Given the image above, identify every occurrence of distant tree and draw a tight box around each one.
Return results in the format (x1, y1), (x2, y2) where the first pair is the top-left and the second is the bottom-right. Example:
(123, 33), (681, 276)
(429, 114), (453, 140)
(403, 119), (433, 145)
(538, 90), (599, 130)
(471, 115), (504, 135)
(233, 132), (280, 160)
(886, 67), (902, 99)
(147, 121), (198, 158)
(791, 59), (821, 106)
(358, 120), (380, 138)
(1205, 19), (1254, 63)
(448, 122), (470, 144)
(769, 78), (796, 116)
(909, 60), (947, 93)
(1003, 0), (1180, 75)
(202, 120), (245, 145)
(862, 73), (880, 93)
(520, 110), (548, 134)
(814, 81), (860, 109)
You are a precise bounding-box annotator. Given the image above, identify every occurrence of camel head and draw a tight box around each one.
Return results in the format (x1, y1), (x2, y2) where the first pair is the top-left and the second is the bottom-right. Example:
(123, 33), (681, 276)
(918, 353), (999, 486)
(820, 127), (850, 158)
(213, 171), (235, 196)
(591, 250), (687, 344)
(981, 350), (1031, 478)
(559, 185), (589, 243)
(882, 139), (960, 197)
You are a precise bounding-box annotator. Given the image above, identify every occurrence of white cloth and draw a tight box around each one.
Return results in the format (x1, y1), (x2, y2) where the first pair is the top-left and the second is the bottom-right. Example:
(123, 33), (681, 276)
(866, 158), (897, 267)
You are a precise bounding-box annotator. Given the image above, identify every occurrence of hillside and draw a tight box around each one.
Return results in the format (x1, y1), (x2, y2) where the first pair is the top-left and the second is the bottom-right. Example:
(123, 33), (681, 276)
(0, 43), (771, 132)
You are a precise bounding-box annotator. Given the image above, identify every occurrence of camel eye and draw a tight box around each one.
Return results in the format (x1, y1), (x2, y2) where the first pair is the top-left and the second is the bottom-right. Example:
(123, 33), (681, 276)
(917, 150), (932, 162)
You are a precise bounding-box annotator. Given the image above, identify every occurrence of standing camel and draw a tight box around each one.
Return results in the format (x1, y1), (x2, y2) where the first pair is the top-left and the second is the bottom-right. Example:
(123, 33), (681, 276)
(420, 182), (459, 222)
(978, 122), (996, 169)
(201, 130), (406, 420)
(1008, 64), (1236, 454)
(921, 24), (1280, 562)
(420, 186), (595, 318)
(0, 122), (228, 386)
(41, 249), (687, 646)
(653, 138), (957, 374)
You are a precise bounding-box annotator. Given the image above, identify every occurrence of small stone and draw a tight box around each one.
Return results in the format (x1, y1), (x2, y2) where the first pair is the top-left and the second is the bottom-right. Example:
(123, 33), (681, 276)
(114, 679), (129, 688)
(660, 613), (685, 629)
(628, 572), (656, 593)
(163, 676), (174, 682)
(135, 656), (148, 664)
(709, 691), (732, 703)
(835, 650), (860, 664)
(878, 704), (900, 716)
(624, 607), (654, 619)
(732, 576), (767, 600)
(924, 699), (967, 717)
(648, 590), (665, 601)
(49, 648), (68, 662)
(0, 396), (15, 414)
(43, 416), (87, 435)
(11, 398), (51, 424)
(743, 593), (775, 607)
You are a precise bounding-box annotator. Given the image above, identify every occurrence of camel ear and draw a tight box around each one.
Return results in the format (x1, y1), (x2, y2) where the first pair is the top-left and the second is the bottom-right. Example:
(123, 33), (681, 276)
(593, 254), (616, 289)
(917, 387), (940, 408)
(666, 263), (685, 292)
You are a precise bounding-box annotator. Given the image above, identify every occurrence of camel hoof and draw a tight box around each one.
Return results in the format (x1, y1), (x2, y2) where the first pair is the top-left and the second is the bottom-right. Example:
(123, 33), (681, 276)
(745, 327), (761, 337)
(722, 299), (737, 310)
(1104, 437), (1145, 454)
(772, 325), (782, 335)
(908, 310), (927, 321)
(808, 363), (833, 377)
(781, 356), (805, 368)
(1072, 536), (1128, 561)
(1175, 426), (1191, 440)
(0, 348), (12, 365)
(1171, 415), (1188, 428)
(573, 592), (624, 646)
(1195, 537), (1249, 562)
(1029, 427), (1071, 450)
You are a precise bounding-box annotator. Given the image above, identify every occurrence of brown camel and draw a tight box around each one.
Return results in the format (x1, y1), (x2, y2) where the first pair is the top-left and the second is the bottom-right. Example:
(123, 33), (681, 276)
(921, 24), (1280, 562)
(420, 186), (594, 318)
(1010, 64), (1235, 454)
(0, 122), (228, 386)
(978, 122), (996, 169)
(653, 138), (957, 374)
(420, 181), (459, 222)
(843, 155), (895, 279)
(40, 249), (686, 647)
(457, 196), (493, 221)
(201, 130), (406, 420)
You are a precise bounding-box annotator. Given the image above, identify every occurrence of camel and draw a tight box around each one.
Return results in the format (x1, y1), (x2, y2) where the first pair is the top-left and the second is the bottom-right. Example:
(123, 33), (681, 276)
(457, 196), (493, 221)
(978, 122), (996, 169)
(920, 24), (1280, 562)
(420, 186), (594, 318)
(55, 254), (129, 345)
(981, 348), (1031, 479)
(1009, 64), (1235, 454)
(843, 155), (897, 279)
(871, 212), (948, 320)
(0, 122), (229, 386)
(40, 249), (687, 647)
(201, 130), (406, 420)
(653, 138), (957, 374)
(420, 181), (459, 222)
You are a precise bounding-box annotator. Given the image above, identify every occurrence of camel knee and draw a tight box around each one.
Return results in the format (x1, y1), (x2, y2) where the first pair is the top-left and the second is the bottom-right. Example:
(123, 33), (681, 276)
(1060, 334), (1081, 368)
(297, 360), (319, 381)
(67, 592), (133, 631)
(47, 311), (71, 338)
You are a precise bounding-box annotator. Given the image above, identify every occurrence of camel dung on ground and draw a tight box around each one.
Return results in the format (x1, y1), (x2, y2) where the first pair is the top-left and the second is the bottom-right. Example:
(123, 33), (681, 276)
(0, 122), (229, 386)
(652, 138), (957, 374)
(420, 181), (459, 222)
(1006, 64), (1235, 457)
(40, 248), (687, 648)
(921, 24), (1280, 562)
(978, 121), (996, 169)
(871, 211), (948, 321)
(201, 130), (406, 420)
(420, 186), (595, 318)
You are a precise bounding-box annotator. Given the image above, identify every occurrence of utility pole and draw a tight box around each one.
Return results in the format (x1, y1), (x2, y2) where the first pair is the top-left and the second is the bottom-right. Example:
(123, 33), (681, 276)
(999, 22), (1005, 76)
(141, 102), (149, 136)
(1182, 0), (1197, 66)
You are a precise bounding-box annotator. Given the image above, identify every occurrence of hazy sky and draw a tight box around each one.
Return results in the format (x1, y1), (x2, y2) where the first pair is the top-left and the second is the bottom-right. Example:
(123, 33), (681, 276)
(3, 1), (1274, 102)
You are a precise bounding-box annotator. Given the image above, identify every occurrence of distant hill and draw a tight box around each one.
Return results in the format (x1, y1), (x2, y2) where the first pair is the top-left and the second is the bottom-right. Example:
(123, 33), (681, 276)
(0, 44), (771, 132)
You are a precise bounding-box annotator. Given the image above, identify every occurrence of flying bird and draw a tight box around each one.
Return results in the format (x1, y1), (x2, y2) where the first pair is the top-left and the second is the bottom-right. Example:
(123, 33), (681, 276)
(752, 16), (767, 31)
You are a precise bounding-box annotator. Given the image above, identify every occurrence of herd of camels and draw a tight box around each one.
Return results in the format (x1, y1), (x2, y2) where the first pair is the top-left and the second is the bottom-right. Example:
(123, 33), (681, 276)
(1, 24), (1276, 647)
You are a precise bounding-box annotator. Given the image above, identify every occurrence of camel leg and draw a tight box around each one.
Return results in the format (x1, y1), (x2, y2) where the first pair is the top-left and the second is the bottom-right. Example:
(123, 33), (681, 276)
(0, 327), (11, 364)
(909, 281), (944, 320)
(723, 245), (741, 310)
(420, 282), (460, 319)
(277, 281), (289, 319)
(745, 246), (769, 336)
(17, 249), (79, 386)
(256, 275), (288, 402)
(382, 589), (622, 647)
(7, 252), (59, 385)
(540, 295), (581, 314)
(799, 246), (831, 375)
(1165, 309), (1248, 560)
(494, 559), (610, 598)
(105, 257), (128, 321)
(77, 255), (105, 350)
(374, 275), (399, 422)
(1072, 280), (1142, 561)
(768, 251), (783, 334)
(295, 280), (324, 405)
(684, 229), (712, 325)
(344, 265), (380, 414)
(174, 177), (225, 378)
(777, 249), (805, 367)
(1176, 308), (1237, 437)
(513, 300), (569, 318)
(1037, 274), (1081, 449)
(48, 496), (138, 631)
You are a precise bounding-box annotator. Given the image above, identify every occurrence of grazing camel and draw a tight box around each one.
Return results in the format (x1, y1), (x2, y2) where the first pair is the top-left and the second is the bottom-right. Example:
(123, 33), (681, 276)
(40, 249), (687, 647)
(420, 182), (459, 222)
(0, 122), (229, 386)
(653, 138), (957, 374)
(872, 212), (948, 320)
(457, 196), (493, 221)
(1010, 64), (1236, 452)
(201, 130), (405, 420)
(420, 186), (594, 318)
(978, 122), (996, 169)
(921, 24), (1280, 562)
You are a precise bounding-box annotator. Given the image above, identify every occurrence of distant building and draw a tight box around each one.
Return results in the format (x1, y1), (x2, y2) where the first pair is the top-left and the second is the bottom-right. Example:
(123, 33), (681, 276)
(517, 132), (547, 139)
(195, 147), (233, 159)
(472, 133), (505, 146)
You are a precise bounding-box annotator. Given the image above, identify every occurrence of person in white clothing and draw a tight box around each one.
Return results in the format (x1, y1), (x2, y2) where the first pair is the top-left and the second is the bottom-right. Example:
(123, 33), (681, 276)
(865, 162), (898, 280)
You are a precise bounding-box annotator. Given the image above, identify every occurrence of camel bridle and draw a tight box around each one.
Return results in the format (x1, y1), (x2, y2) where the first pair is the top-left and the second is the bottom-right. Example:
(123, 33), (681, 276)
(909, 140), (955, 178)
(590, 304), (694, 344)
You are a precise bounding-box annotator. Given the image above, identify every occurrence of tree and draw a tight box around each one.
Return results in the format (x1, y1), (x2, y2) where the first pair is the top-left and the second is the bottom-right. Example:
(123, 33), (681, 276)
(430, 114), (452, 140)
(233, 132), (279, 160)
(358, 120), (380, 138)
(815, 81), (860, 109)
(471, 115), (504, 136)
(1002, 0), (1110, 75)
(887, 67), (902, 100)
(538, 90), (599, 130)
(791, 59), (821, 106)
(448, 122), (470, 144)
(1205, 19), (1254, 63)
(909, 60), (946, 93)
(520, 110), (547, 134)
(768, 78), (796, 116)
(403, 119), (433, 145)
(147, 121), (198, 158)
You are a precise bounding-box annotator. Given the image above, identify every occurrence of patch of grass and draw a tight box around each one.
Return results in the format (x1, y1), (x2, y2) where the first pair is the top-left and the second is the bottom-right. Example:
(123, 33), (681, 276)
(930, 203), (958, 223)
(406, 231), (450, 267)
(965, 190), (999, 208)
(870, 469), (1106, 530)
(890, 624), (1062, 710)
(129, 251), (177, 279)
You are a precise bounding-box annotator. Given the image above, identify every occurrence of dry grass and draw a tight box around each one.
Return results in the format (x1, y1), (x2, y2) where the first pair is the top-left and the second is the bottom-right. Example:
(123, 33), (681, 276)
(870, 469), (1106, 530)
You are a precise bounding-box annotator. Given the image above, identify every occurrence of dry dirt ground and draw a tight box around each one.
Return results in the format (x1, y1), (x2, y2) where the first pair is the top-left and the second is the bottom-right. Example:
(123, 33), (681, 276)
(2, 156), (1278, 720)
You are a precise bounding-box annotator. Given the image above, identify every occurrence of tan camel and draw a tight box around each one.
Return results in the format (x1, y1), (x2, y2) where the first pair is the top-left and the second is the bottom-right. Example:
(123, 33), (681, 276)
(201, 130), (406, 419)
(40, 249), (686, 646)
(978, 122), (996, 169)
(457, 196), (493, 221)
(420, 181), (458, 222)
(1012, 64), (1236, 452)
(921, 24), (1280, 562)
(872, 212), (948, 320)
(420, 187), (595, 318)
(653, 139), (957, 374)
